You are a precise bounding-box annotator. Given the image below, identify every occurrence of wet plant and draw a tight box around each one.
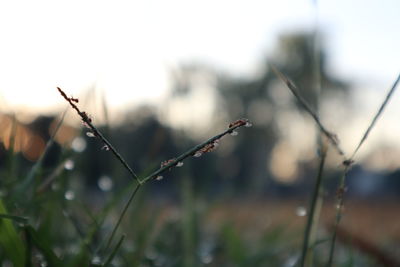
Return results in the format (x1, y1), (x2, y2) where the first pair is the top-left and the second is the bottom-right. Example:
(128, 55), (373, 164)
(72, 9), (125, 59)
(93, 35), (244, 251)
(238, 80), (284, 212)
(273, 67), (400, 266)
(56, 87), (252, 265)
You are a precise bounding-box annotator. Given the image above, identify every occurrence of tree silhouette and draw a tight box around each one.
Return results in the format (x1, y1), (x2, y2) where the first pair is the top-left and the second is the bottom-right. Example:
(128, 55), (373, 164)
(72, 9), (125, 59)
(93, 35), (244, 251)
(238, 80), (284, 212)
(167, 31), (349, 192)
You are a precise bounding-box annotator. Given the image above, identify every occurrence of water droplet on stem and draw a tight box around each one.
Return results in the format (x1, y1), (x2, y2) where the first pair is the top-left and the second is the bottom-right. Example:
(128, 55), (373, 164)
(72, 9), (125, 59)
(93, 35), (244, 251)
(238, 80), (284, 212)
(230, 130), (238, 136)
(86, 132), (95, 138)
(98, 175), (113, 191)
(64, 190), (75, 200)
(296, 206), (307, 217)
(64, 160), (74, 170)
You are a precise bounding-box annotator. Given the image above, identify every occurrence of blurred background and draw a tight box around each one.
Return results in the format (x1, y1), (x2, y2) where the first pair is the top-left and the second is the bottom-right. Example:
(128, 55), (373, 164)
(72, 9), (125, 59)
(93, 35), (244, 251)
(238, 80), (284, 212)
(0, 0), (400, 266)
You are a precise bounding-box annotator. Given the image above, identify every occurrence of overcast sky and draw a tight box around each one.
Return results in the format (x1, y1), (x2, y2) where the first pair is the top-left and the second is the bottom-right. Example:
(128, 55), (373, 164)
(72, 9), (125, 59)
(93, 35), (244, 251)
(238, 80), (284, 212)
(0, 0), (399, 114)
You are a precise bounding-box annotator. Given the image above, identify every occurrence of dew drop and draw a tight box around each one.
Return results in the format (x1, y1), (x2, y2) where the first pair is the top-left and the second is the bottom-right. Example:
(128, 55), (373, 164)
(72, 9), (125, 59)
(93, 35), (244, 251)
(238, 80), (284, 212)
(230, 130), (238, 136)
(64, 190), (75, 200)
(86, 132), (95, 138)
(35, 253), (46, 266)
(98, 175), (113, 192)
(68, 243), (80, 254)
(91, 256), (102, 265)
(64, 160), (75, 170)
(155, 175), (163, 181)
(54, 247), (62, 257)
(71, 137), (86, 152)
(62, 210), (69, 217)
(0, 189), (8, 197)
(101, 145), (110, 151)
(194, 151), (203, 157)
(296, 206), (307, 217)
(176, 161), (184, 167)
(201, 254), (213, 264)
(51, 183), (60, 191)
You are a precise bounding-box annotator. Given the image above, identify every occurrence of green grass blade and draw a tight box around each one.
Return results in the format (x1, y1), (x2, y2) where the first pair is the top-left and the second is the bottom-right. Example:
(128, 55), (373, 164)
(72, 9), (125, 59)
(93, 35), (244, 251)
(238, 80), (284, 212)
(0, 199), (26, 267)
(5, 114), (18, 182)
(19, 110), (67, 194)
(104, 183), (142, 252)
(24, 225), (63, 267)
(102, 234), (125, 267)
(300, 146), (327, 267)
(181, 176), (196, 267)
(0, 214), (29, 224)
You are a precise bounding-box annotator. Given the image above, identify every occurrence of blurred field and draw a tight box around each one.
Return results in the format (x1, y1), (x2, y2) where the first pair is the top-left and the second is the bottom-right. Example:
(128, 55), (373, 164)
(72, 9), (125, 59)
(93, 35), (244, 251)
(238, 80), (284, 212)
(205, 199), (400, 244)
(1, 14), (399, 264)
(138, 197), (400, 266)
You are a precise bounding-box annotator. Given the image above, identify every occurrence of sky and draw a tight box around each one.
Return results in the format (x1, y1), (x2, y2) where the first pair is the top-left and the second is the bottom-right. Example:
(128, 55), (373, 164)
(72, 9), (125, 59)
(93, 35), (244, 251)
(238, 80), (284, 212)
(0, 0), (398, 115)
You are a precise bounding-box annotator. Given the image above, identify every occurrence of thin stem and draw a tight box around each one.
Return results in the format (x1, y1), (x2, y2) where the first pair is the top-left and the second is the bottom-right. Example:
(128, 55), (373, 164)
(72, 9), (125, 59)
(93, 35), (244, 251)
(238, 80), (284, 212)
(104, 183), (141, 252)
(271, 66), (346, 158)
(140, 121), (249, 184)
(328, 72), (400, 265)
(100, 120), (250, 253)
(300, 4), (324, 265)
(300, 145), (327, 267)
(327, 167), (349, 267)
(103, 121), (250, 250)
(20, 109), (68, 192)
(58, 87), (252, 262)
(102, 234), (125, 267)
(350, 73), (400, 159)
(57, 87), (140, 182)
(86, 123), (141, 183)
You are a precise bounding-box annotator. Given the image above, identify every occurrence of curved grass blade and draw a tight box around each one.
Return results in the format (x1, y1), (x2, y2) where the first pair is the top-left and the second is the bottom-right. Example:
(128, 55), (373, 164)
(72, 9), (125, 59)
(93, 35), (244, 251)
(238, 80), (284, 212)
(300, 146), (327, 267)
(103, 183), (141, 252)
(0, 200), (26, 267)
(328, 72), (400, 266)
(350, 73), (400, 159)
(102, 234), (125, 267)
(0, 214), (29, 224)
(24, 225), (63, 267)
(18, 109), (67, 193)
(271, 65), (346, 158)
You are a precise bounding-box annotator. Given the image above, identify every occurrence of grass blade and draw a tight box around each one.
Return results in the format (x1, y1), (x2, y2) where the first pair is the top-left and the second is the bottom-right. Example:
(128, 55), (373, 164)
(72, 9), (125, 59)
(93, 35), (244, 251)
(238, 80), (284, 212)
(102, 234), (125, 267)
(103, 183), (141, 252)
(300, 145), (327, 267)
(19, 109), (67, 193)
(0, 199), (26, 267)
(0, 214), (29, 224)
(350, 73), (400, 159)
(57, 87), (140, 182)
(140, 119), (251, 184)
(271, 65), (346, 158)
(24, 225), (63, 267)
(328, 72), (400, 266)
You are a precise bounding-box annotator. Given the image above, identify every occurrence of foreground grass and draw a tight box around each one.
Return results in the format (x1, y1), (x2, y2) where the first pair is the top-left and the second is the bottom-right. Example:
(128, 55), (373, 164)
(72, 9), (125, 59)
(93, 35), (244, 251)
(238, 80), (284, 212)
(0, 69), (399, 266)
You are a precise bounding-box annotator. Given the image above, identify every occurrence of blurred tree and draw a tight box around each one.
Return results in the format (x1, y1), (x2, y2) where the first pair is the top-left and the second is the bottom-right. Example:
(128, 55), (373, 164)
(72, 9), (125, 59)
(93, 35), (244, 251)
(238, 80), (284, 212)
(0, 32), (351, 198)
(166, 31), (349, 193)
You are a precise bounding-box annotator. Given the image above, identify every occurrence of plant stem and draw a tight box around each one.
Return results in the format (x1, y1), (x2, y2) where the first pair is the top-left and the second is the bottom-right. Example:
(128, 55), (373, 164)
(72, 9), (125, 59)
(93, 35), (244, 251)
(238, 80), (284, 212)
(300, 145), (327, 267)
(140, 123), (246, 184)
(103, 121), (249, 252)
(328, 72), (400, 265)
(327, 167), (349, 267)
(104, 183), (141, 252)
(271, 66), (346, 158)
